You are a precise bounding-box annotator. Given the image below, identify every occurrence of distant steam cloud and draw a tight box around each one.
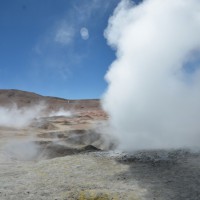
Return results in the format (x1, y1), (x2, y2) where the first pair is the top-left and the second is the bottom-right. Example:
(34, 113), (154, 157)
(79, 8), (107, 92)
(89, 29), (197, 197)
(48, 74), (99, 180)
(49, 109), (72, 117)
(80, 27), (89, 40)
(103, 0), (200, 150)
(0, 104), (45, 128)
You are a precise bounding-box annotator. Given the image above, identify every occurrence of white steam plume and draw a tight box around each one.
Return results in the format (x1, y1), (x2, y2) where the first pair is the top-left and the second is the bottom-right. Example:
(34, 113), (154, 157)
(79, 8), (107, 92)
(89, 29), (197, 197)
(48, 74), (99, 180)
(2, 139), (39, 161)
(0, 104), (46, 128)
(103, 0), (200, 150)
(48, 109), (72, 117)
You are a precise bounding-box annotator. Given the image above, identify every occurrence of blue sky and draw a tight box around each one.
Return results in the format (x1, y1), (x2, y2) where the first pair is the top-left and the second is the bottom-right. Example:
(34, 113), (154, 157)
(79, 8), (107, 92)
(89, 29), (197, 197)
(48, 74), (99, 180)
(0, 0), (120, 99)
(0, 0), (142, 99)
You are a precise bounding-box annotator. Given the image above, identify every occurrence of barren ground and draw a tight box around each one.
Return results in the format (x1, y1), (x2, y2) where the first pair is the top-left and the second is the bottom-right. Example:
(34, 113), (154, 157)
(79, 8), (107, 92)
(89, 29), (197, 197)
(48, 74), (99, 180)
(0, 90), (200, 200)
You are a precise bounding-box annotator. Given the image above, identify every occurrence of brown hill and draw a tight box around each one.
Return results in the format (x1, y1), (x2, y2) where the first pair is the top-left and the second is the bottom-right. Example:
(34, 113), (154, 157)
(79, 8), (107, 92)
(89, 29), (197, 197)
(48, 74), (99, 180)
(0, 89), (101, 112)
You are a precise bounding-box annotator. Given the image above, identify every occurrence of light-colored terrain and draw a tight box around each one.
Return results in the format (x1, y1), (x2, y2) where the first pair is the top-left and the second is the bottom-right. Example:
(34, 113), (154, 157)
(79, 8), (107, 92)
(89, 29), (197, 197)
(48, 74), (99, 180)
(0, 90), (200, 200)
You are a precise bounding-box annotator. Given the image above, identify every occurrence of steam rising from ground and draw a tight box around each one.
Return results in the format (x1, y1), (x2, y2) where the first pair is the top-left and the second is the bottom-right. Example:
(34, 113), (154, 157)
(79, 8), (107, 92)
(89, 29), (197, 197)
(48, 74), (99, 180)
(103, 0), (200, 150)
(2, 139), (39, 161)
(49, 109), (72, 117)
(0, 103), (73, 129)
(0, 104), (46, 128)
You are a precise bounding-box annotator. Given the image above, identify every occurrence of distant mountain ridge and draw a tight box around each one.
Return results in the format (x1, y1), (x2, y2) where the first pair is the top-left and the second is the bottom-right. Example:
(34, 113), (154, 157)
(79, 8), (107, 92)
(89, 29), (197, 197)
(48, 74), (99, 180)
(0, 89), (101, 111)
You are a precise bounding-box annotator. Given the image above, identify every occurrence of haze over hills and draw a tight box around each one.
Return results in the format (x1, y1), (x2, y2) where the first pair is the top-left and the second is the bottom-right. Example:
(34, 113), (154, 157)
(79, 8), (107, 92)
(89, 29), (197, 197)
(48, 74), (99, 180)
(0, 89), (101, 111)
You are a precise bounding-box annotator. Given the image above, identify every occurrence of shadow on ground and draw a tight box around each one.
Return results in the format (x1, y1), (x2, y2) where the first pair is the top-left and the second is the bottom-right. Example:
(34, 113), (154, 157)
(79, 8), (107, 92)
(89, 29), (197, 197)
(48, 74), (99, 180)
(115, 149), (200, 200)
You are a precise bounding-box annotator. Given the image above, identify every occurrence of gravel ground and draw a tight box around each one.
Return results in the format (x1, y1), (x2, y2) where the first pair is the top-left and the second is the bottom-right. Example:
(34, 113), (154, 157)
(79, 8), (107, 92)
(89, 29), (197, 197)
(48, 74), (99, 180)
(1, 147), (200, 200)
(0, 94), (199, 200)
(113, 149), (200, 200)
(0, 149), (146, 200)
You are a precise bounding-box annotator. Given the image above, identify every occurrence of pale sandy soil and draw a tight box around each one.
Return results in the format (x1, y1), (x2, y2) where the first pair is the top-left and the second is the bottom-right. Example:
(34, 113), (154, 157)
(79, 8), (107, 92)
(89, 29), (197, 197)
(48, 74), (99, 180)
(0, 153), (147, 200)
(0, 90), (200, 200)
(0, 112), (146, 200)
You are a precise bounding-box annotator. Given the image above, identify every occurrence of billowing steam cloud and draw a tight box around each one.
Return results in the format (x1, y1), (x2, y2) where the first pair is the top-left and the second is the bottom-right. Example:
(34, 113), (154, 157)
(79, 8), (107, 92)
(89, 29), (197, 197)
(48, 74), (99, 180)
(0, 104), (46, 128)
(49, 109), (72, 117)
(103, 0), (200, 150)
